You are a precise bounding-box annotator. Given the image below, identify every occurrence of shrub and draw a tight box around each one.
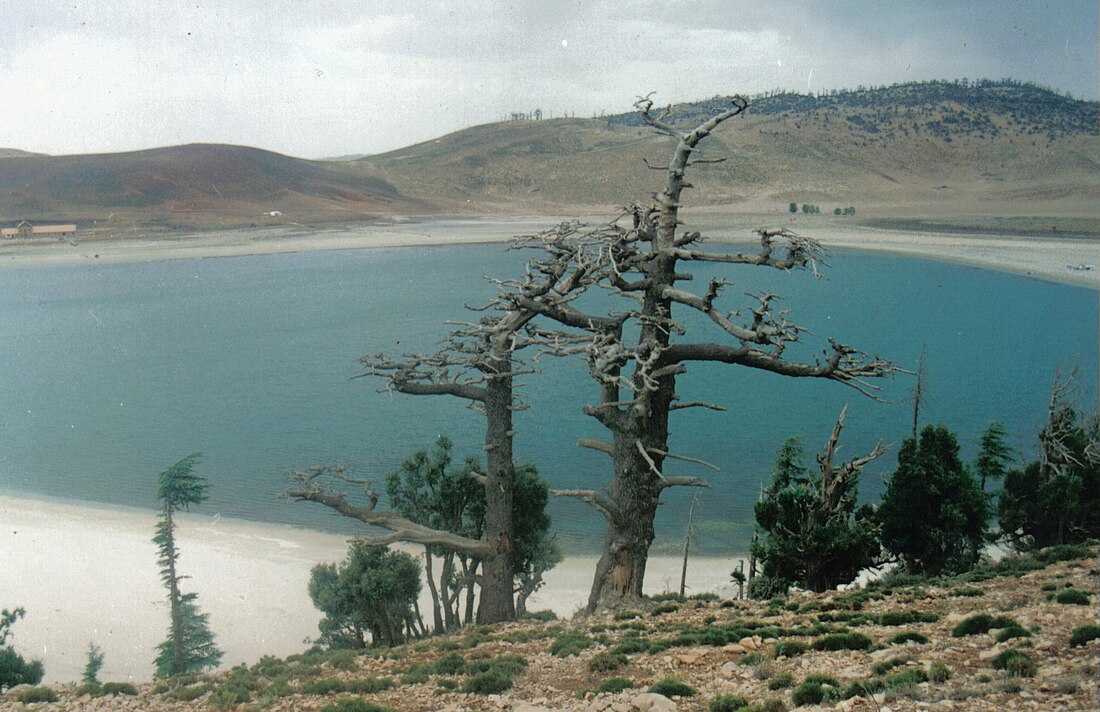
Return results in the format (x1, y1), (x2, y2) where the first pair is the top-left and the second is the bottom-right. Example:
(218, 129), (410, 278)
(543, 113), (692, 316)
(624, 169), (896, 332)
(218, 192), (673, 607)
(16, 686), (57, 703)
(884, 667), (928, 687)
(878, 610), (939, 626)
(651, 603), (680, 616)
(434, 652), (466, 675)
(435, 678), (458, 691)
(951, 613), (1017, 637)
(327, 649), (358, 670)
(101, 681), (139, 696)
(991, 649), (1037, 677)
(611, 638), (651, 656)
(588, 652), (628, 674)
(596, 677), (634, 694)
(928, 662), (952, 683)
(738, 652), (767, 666)
(772, 640), (806, 658)
(75, 682), (103, 697)
(519, 609), (557, 621)
(463, 669), (513, 694)
(767, 671), (795, 690)
(1055, 589), (1090, 605)
(208, 684), (251, 708)
(995, 625), (1032, 642)
(749, 700), (787, 712)
(549, 631), (593, 657)
(871, 654), (913, 675)
(889, 630), (929, 645)
(613, 610), (642, 621)
(791, 678), (841, 706)
(1069, 624), (1100, 647)
(1035, 543), (1094, 563)
(811, 632), (873, 651)
(709, 692), (750, 711)
(650, 678), (697, 697)
(319, 700), (395, 712)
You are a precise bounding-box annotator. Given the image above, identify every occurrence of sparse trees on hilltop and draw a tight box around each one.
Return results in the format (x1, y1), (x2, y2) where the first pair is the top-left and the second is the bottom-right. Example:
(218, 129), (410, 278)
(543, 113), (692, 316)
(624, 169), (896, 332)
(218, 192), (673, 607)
(0, 607), (43, 691)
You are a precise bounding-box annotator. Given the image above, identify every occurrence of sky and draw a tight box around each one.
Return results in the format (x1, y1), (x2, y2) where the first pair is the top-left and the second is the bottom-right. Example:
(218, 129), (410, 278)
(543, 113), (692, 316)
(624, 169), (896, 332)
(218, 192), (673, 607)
(2, 1), (1097, 158)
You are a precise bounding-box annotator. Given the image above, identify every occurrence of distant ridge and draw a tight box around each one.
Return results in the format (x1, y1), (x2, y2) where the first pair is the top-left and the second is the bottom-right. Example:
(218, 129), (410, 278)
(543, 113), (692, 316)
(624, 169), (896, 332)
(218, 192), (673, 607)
(359, 79), (1099, 225)
(1, 80), (1096, 233)
(0, 143), (436, 231)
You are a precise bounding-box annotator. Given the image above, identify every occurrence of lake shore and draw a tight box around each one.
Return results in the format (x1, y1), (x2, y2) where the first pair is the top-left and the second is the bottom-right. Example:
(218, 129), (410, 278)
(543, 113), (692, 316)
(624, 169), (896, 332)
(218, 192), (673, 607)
(0, 493), (743, 684)
(0, 215), (1096, 288)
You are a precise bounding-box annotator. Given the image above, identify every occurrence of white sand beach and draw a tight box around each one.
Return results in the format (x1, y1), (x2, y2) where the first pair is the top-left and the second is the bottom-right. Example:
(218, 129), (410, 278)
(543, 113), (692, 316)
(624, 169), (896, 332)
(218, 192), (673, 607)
(0, 217), (1096, 289)
(0, 494), (742, 684)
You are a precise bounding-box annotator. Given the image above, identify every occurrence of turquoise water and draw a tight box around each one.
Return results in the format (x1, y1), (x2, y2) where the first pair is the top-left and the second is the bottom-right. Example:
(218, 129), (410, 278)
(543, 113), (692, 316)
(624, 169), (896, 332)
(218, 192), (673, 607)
(0, 244), (1095, 553)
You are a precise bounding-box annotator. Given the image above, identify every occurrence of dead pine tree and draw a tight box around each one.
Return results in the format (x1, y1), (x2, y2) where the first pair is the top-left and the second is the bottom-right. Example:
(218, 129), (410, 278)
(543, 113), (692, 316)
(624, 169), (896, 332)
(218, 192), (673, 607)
(519, 94), (904, 612)
(288, 227), (607, 626)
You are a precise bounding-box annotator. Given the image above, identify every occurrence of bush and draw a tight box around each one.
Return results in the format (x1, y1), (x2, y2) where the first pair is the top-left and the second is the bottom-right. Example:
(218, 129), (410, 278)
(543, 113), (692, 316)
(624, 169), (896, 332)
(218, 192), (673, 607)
(791, 678), (841, 706)
(463, 669), (513, 694)
(650, 678), (697, 697)
(878, 610), (939, 626)
(208, 683), (251, 708)
(651, 603), (679, 616)
(995, 625), (1032, 642)
(596, 677), (634, 694)
(738, 652), (766, 666)
(1055, 589), (1090, 605)
(767, 671), (795, 690)
(1069, 624), (1100, 647)
(611, 638), (651, 656)
(319, 700), (395, 712)
(519, 609), (557, 621)
(165, 683), (208, 701)
(929, 662), (952, 683)
(889, 630), (929, 645)
(549, 631), (593, 657)
(16, 686), (57, 703)
(749, 699), (787, 712)
(75, 682), (103, 697)
(709, 692), (750, 711)
(434, 652), (465, 675)
(951, 613), (1017, 637)
(1035, 543), (1094, 563)
(613, 610), (642, 621)
(772, 640), (806, 658)
(588, 652), (628, 674)
(811, 632), (873, 651)
(991, 649), (1037, 677)
(101, 681), (139, 696)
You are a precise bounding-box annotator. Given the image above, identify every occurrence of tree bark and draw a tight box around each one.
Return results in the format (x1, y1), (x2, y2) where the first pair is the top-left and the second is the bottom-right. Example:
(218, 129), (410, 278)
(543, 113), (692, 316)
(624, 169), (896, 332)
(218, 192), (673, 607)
(476, 369), (517, 623)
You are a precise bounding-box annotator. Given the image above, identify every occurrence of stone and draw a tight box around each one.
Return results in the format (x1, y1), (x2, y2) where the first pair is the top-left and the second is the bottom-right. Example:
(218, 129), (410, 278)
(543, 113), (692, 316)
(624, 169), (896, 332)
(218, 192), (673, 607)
(630, 692), (678, 712)
(514, 705), (555, 712)
(722, 643), (747, 654)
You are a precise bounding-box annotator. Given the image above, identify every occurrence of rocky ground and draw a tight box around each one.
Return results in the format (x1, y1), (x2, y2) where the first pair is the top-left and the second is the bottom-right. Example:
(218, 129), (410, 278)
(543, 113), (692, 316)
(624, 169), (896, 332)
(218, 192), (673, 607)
(3, 547), (1097, 711)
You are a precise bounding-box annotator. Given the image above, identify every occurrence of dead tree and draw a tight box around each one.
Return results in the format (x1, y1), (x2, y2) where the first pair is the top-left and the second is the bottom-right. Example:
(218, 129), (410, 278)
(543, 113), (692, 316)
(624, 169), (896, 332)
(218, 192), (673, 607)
(288, 225), (608, 625)
(518, 95), (903, 612)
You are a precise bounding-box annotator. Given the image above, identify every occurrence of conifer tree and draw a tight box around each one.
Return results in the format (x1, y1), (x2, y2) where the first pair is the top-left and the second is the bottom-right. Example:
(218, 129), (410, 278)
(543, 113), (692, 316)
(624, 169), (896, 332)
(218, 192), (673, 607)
(82, 642), (104, 685)
(152, 454), (222, 678)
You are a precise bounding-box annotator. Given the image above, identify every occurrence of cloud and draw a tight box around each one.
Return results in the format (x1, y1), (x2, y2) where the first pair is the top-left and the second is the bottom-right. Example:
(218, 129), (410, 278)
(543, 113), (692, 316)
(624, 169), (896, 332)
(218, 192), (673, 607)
(1, 0), (1095, 157)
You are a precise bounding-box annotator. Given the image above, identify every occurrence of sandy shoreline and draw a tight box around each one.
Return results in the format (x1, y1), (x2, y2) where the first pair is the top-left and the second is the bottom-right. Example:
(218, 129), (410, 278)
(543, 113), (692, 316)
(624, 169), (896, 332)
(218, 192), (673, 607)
(0, 216), (1096, 289)
(0, 494), (742, 684)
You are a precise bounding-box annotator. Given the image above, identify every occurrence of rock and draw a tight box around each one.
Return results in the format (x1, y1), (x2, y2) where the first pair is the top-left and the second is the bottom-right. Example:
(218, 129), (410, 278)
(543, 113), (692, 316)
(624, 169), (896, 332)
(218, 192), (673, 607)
(722, 643), (747, 653)
(514, 705), (556, 712)
(630, 692), (678, 712)
(718, 661), (738, 676)
(676, 652), (701, 665)
(738, 636), (759, 650)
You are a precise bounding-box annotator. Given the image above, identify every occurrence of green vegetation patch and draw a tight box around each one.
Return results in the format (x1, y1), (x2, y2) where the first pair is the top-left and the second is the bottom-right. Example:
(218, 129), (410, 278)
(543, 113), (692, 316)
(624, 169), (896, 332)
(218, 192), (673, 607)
(708, 692), (750, 711)
(810, 632), (873, 651)
(889, 630), (929, 645)
(433, 652), (466, 675)
(100, 681), (139, 696)
(596, 677), (634, 694)
(588, 651), (629, 673)
(319, 700), (395, 712)
(1054, 588), (1091, 605)
(767, 671), (795, 690)
(463, 669), (513, 695)
(995, 625), (1032, 642)
(16, 686), (57, 703)
(951, 613), (1017, 637)
(877, 610), (939, 626)
(549, 630), (594, 657)
(1069, 624), (1100, 647)
(772, 640), (807, 658)
(649, 678), (697, 697)
(991, 649), (1037, 678)
(792, 674), (842, 706)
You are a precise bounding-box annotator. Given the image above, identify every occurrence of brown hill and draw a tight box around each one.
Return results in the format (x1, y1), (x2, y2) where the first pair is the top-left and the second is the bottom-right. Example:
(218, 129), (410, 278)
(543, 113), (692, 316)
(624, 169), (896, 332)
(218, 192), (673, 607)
(0, 144), (436, 231)
(360, 81), (1100, 231)
(4, 545), (1096, 710)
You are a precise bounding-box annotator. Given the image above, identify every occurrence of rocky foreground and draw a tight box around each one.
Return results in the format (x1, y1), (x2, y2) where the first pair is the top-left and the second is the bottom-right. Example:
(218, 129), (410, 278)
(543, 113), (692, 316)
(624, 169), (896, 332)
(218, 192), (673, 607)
(3, 547), (1097, 711)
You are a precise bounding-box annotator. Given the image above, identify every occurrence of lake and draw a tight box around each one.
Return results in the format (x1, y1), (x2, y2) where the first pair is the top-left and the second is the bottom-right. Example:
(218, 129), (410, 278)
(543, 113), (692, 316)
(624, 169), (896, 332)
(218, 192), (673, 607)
(0, 241), (1095, 554)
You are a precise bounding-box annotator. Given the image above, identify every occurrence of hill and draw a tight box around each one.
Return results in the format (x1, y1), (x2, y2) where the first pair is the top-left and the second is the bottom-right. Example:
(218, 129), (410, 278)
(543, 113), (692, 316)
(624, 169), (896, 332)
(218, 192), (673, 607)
(0, 144), (436, 231)
(1, 80), (1096, 235)
(360, 80), (1100, 232)
(3, 545), (1096, 710)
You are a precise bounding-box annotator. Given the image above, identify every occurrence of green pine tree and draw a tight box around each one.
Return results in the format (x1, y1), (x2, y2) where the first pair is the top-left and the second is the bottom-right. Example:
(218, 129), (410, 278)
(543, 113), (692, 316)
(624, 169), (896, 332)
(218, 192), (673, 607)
(152, 454), (222, 678)
(81, 642), (104, 685)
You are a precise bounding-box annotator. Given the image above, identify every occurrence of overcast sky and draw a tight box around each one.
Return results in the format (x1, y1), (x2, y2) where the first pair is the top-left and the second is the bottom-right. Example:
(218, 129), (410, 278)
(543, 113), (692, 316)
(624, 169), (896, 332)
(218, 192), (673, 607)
(3, 1), (1097, 158)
